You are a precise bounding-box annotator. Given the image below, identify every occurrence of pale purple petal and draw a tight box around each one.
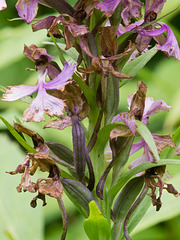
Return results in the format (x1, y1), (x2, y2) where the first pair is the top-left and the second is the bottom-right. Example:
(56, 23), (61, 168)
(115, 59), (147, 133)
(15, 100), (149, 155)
(117, 19), (143, 36)
(16, 0), (38, 24)
(2, 85), (37, 101)
(138, 24), (167, 37)
(142, 98), (172, 124)
(156, 23), (180, 60)
(96, 0), (121, 17)
(112, 112), (137, 133)
(138, 23), (180, 60)
(130, 138), (145, 155)
(45, 61), (76, 90)
(22, 86), (65, 122)
(0, 0), (7, 11)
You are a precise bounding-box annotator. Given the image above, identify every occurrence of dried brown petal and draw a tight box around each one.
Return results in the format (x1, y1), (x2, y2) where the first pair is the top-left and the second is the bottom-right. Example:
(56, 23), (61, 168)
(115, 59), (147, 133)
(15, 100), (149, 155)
(110, 124), (133, 139)
(98, 26), (118, 57)
(14, 122), (49, 155)
(130, 81), (147, 120)
(44, 116), (73, 130)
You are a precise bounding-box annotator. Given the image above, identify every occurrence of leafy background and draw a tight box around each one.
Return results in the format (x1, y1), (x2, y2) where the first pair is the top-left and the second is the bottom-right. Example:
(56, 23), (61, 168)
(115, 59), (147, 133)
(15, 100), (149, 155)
(0, 0), (180, 239)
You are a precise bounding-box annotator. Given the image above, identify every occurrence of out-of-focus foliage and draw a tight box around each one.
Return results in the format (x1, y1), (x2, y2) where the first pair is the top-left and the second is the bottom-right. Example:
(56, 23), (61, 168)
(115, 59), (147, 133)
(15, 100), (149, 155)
(0, 0), (180, 240)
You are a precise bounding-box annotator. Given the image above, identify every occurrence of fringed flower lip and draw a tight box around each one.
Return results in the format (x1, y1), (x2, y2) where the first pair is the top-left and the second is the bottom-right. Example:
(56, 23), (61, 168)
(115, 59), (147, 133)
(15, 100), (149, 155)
(2, 61), (76, 122)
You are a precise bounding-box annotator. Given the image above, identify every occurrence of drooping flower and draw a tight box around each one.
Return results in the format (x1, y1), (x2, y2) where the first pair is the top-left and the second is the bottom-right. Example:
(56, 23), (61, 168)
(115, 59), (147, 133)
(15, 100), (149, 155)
(0, 0), (7, 11)
(2, 61), (76, 122)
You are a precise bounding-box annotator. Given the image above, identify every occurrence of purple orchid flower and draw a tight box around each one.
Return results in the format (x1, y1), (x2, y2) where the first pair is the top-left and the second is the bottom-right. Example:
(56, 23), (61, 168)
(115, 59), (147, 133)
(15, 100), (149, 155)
(127, 94), (172, 125)
(0, 0), (7, 11)
(2, 61), (76, 122)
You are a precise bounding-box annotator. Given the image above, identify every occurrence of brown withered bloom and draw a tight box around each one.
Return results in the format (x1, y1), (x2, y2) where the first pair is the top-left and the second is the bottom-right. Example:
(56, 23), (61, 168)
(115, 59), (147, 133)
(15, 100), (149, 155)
(7, 123), (63, 207)
(145, 166), (179, 211)
(44, 80), (90, 130)
(78, 26), (134, 79)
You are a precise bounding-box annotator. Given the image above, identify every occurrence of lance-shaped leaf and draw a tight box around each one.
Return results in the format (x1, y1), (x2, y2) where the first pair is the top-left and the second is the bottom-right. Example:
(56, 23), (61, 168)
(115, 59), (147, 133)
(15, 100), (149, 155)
(72, 115), (86, 182)
(46, 142), (77, 177)
(112, 177), (144, 240)
(46, 142), (74, 165)
(84, 201), (111, 240)
(104, 73), (119, 125)
(61, 178), (99, 217)
(120, 46), (157, 87)
(136, 120), (160, 161)
(123, 184), (149, 240)
(111, 136), (135, 187)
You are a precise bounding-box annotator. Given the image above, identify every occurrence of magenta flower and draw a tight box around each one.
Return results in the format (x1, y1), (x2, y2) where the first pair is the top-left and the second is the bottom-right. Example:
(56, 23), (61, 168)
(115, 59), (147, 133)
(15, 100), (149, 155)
(0, 0), (7, 11)
(16, 0), (38, 24)
(2, 61), (76, 122)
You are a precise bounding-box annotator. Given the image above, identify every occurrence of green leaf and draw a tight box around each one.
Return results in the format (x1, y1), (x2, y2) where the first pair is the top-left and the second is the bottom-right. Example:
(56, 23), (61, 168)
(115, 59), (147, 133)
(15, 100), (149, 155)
(0, 134), (43, 240)
(136, 120), (159, 161)
(0, 114), (36, 153)
(61, 178), (99, 218)
(104, 74), (119, 125)
(120, 47), (157, 87)
(126, 194), (151, 238)
(84, 201), (111, 240)
(111, 136), (134, 187)
(49, 33), (66, 64)
(113, 177), (144, 240)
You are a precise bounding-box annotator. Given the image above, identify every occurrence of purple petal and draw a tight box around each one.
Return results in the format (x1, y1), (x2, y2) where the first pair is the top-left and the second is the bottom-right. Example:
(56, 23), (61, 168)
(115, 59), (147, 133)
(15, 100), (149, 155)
(96, 0), (121, 17)
(16, 0), (38, 24)
(117, 19), (143, 36)
(128, 154), (147, 169)
(156, 23), (180, 60)
(79, 36), (94, 58)
(139, 23), (180, 60)
(130, 138), (145, 155)
(45, 61), (76, 90)
(2, 85), (37, 101)
(0, 0), (7, 11)
(138, 24), (167, 37)
(142, 98), (172, 124)
(22, 87), (65, 122)
(121, 0), (143, 26)
(112, 112), (137, 133)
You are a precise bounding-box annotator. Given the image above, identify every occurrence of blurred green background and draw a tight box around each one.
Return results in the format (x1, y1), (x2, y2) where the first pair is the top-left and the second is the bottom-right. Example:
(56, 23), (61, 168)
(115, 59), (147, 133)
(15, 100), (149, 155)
(0, 0), (180, 239)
